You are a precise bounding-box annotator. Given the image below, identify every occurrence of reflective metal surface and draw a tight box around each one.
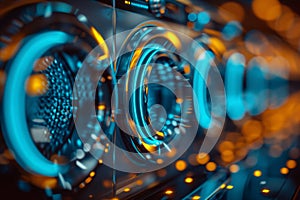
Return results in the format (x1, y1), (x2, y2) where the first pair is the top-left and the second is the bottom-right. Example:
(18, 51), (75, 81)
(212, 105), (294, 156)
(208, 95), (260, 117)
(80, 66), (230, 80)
(0, 0), (299, 199)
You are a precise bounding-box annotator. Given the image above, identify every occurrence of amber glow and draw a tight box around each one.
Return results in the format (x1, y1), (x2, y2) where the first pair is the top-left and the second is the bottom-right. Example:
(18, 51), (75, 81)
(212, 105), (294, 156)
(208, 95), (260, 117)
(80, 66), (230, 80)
(219, 2), (245, 22)
(226, 185), (234, 190)
(192, 195), (201, 200)
(196, 153), (210, 165)
(221, 150), (235, 163)
(90, 27), (109, 61)
(208, 37), (226, 56)
(205, 162), (217, 172)
(184, 177), (193, 184)
(253, 170), (262, 177)
(123, 187), (131, 192)
(165, 189), (173, 195)
(165, 31), (182, 50)
(229, 164), (240, 173)
(28, 175), (57, 189)
(269, 6), (295, 32)
(0, 42), (20, 62)
(98, 104), (106, 110)
(262, 188), (270, 194)
(156, 158), (164, 164)
(252, 0), (282, 21)
(175, 160), (187, 171)
(89, 171), (95, 177)
(85, 177), (92, 184)
(241, 120), (262, 142)
(280, 167), (289, 174)
(26, 74), (48, 96)
(286, 160), (297, 169)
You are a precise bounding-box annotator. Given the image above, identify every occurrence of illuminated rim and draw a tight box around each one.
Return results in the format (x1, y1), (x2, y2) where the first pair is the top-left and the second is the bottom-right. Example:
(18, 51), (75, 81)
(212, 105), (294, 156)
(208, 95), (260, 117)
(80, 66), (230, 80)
(74, 21), (226, 173)
(2, 31), (71, 176)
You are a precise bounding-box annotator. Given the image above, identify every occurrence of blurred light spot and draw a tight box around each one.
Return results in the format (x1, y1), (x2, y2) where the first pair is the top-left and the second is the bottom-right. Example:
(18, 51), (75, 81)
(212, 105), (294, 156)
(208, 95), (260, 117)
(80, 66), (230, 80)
(185, 177), (193, 184)
(220, 183), (226, 189)
(219, 2), (245, 22)
(103, 180), (112, 188)
(77, 14), (88, 22)
(0, 42), (20, 62)
(254, 170), (262, 177)
(89, 171), (95, 177)
(252, 0), (282, 21)
(175, 160), (187, 171)
(286, 160), (297, 169)
(286, 18), (300, 39)
(260, 181), (267, 185)
(183, 64), (191, 75)
(208, 37), (226, 55)
(156, 158), (164, 164)
(166, 148), (176, 158)
(206, 162), (217, 171)
(28, 175), (57, 189)
(192, 195), (201, 199)
(188, 12), (197, 21)
(196, 152), (210, 165)
(280, 167), (289, 174)
(85, 177), (92, 184)
(98, 104), (106, 110)
(26, 74), (48, 96)
(270, 6), (295, 32)
(188, 154), (198, 166)
(226, 185), (234, 190)
(197, 11), (210, 25)
(221, 150), (235, 163)
(124, 187), (131, 192)
(33, 56), (54, 72)
(222, 21), (243, 41)
(245, 30), (270, 56)
(241, 120), (262, 143)
(18, 180), (31, 192)
(229, 164), (240, 173)
(136, 179), (143, 185)
(219, 141), (234, 152)
(261, 188), (270, 194)
(165, 189), (173, 195)
(225, 53), (246, 120)
(79, 183), (85, 189)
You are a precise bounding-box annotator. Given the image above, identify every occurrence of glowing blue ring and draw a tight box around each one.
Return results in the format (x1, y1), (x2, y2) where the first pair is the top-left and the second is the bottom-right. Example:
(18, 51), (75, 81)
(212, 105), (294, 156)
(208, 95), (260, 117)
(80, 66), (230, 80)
(193, 50), (214, 129)
(3, 31), (71, 176)
(133, 47), (162, 146)
(225, 53), (246, 120)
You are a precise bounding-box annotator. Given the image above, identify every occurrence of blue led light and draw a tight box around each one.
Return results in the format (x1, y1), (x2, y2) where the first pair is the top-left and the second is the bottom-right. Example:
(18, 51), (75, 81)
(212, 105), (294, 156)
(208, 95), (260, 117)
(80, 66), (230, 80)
(225, 53), (246, 120)
(188, 12), (197, 22)
(193, 50), (214, 129)
(131, 2), (149, 10)
(2, 31), (71, 177)
(222, 21), (242, 41)
(197, 11), (210, 25)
